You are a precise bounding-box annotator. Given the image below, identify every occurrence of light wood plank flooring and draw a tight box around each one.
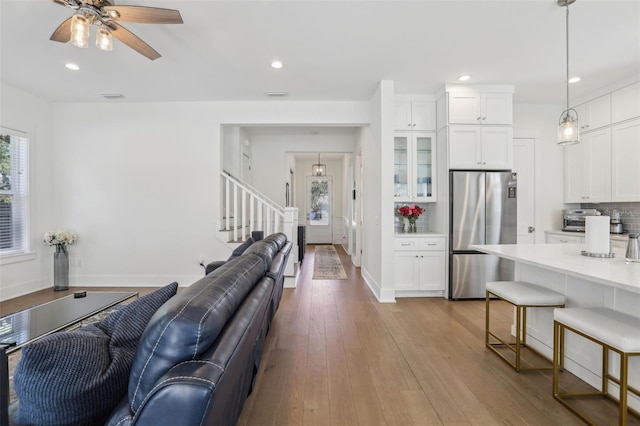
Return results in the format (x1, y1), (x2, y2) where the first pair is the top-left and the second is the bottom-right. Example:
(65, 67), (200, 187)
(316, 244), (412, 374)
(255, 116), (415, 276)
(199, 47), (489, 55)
(2, 245), (635, 425)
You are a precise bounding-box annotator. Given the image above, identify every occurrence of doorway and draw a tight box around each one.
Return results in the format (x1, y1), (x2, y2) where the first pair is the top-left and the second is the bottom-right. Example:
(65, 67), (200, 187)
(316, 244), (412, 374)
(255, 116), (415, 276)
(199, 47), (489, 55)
(306, 176), (333, 244)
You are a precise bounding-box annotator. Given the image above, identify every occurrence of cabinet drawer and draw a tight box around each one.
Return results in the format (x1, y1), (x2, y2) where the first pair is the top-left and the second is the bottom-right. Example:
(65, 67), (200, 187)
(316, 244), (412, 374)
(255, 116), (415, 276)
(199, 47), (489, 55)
(419, 238), (445, 251)
(395, 239), (418, 250)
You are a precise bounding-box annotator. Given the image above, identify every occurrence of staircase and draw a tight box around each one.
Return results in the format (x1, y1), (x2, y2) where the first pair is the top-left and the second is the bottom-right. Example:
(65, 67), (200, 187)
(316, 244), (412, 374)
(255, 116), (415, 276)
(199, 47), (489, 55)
(219, 171), (299, 287)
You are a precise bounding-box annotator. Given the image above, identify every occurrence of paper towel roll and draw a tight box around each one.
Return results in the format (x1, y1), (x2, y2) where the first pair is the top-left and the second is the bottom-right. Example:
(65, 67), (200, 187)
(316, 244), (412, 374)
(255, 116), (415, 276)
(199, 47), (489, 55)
(586, 216), (610, 254)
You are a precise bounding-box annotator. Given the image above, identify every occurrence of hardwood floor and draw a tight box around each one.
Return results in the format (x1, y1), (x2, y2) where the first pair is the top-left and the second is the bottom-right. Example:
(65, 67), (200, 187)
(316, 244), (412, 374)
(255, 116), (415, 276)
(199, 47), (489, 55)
(2, 245), (634, 425)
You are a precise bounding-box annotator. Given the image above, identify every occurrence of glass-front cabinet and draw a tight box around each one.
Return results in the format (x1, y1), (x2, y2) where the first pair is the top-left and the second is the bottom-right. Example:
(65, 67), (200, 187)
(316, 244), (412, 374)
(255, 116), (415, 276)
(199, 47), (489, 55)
(394, 131), (436, 202)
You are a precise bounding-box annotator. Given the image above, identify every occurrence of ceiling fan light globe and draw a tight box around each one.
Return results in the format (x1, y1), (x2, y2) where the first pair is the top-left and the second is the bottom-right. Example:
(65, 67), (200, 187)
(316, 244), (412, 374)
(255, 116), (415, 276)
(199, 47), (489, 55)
(70, 13), (90, 48)
(96, 26), (113, 51)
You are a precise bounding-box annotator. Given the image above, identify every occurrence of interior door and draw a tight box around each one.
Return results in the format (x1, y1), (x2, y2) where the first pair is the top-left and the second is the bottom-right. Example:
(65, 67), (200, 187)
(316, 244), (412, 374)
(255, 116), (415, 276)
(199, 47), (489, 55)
(513, 138), (535, 244)
(306, 176), (333, 244)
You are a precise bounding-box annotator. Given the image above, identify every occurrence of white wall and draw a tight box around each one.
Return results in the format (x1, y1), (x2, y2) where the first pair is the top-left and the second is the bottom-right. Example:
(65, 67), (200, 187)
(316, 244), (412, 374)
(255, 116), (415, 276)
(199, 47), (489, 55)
(513, 103), (566, 242)
(0, 82), (54, 300)
(0, 95), (371, 299)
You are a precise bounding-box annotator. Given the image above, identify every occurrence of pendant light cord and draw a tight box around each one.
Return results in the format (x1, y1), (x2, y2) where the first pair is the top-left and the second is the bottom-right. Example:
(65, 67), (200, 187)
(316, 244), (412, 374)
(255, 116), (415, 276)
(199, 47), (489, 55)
(565, 3), (570, 112)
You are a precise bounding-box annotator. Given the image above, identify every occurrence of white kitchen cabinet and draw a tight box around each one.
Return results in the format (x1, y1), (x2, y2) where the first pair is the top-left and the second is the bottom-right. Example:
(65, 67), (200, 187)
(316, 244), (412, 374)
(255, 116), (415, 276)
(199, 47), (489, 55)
(394, 236), (446, 296)
(563, 127), (611, 203)
(448, 92), (512, 125)
(573, 94), (611, 133)
(394, 131), (436, 202)
(612, 82), (640, 124)
(611, 118), (640, 201)
(395, 98), (436, 131)
(448, 125), (513, 169)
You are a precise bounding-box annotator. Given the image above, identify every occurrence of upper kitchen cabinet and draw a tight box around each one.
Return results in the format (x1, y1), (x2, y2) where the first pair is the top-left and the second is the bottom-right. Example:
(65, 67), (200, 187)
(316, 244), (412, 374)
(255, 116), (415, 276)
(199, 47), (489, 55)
(447, 92), (513, 125)
(611, 118), (640, 201)
(394, 131), (436, 202)
(564, 127), (612, 203)
(573, 94), (611, 133)
(395, 96), (436, 131)
(448, 126), (513, 170)
(612, 82), (640, 124)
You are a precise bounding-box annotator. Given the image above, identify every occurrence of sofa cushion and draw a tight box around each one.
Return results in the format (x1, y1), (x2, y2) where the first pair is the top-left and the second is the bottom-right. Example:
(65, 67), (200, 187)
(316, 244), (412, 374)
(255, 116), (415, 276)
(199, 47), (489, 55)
(228, 237), (254, 261)
(262, 233), (287, 250)
(244, 240), (279, 272)
(13, 282), (178, 426)
(128, 254), (266, 413)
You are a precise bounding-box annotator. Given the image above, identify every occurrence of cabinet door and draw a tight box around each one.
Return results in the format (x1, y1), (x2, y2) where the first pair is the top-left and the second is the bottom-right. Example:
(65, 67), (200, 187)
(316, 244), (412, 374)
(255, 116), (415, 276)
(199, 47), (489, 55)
(576, 94), (611, 133)
(413, 133), (435, 200)
(612, 82), (640, 124)
(481, 93), (513, 124)
(395, 100), (413, 130)
(449, 126), (482, 169)
(394, 134), (410, 200)
(585, 128), (612, 202)
(564, 141), (589, 203)
(411, 101), (436, 131)
(481, 127), (513, 169)
(394, 252), (419, 291)
(448, 92), (481, 124)
(612, 118), (640, 201)
(418, 252), (445, 291)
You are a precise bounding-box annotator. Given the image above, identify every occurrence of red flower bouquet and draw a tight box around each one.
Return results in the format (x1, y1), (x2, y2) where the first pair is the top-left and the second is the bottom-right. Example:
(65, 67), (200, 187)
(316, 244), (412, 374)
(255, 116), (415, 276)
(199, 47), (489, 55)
(397, 204), (424, 232)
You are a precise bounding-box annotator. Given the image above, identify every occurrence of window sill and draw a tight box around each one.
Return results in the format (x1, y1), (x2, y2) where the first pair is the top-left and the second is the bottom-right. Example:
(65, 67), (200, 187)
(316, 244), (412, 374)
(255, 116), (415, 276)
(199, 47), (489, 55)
(0, 251), (36, 265)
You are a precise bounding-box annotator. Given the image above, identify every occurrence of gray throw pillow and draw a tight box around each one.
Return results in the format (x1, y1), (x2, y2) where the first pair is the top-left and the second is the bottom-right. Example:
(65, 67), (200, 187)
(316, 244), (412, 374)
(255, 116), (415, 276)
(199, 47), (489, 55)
(13, 282), (178, 426)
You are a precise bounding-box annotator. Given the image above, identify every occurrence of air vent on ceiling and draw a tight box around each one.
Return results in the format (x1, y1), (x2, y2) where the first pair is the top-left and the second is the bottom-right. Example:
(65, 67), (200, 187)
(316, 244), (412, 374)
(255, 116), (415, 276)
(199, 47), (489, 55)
(100, 93), (125, 99)
(265, 91), (288, 97)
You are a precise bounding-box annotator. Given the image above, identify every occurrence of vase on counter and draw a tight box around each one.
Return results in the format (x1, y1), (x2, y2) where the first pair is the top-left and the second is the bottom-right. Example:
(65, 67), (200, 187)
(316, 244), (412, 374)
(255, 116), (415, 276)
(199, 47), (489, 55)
(54, 245), (69, 291)
(408, 217), (417, 233)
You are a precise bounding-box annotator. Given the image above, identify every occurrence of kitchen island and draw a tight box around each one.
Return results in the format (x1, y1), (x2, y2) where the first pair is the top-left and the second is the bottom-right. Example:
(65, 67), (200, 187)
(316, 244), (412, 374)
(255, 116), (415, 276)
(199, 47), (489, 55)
(470, 243), (640, 412)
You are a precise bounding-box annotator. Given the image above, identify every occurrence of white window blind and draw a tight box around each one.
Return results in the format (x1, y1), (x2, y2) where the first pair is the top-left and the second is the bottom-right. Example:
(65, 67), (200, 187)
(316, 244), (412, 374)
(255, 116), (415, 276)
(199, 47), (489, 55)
(0, 127), (29, 256)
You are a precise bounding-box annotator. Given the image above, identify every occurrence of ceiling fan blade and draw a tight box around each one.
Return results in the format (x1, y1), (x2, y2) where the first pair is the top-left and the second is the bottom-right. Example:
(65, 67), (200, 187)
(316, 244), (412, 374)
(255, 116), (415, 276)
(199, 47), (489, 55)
(52, 0), (73, 7)
(103, 6), (183, 24)
(50, 17), (73, 43)
(109, 22), (161, 60)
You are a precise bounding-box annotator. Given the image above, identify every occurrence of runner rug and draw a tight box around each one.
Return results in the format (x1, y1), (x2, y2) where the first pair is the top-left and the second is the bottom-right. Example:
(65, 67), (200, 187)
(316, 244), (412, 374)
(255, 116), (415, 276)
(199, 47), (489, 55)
(313, 245), (348, 280)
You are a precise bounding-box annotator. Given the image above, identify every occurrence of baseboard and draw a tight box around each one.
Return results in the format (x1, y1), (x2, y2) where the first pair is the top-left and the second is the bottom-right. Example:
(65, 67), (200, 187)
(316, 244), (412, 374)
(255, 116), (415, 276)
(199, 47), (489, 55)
(361, 267), (395, 303)
(0, 279), (49, 302)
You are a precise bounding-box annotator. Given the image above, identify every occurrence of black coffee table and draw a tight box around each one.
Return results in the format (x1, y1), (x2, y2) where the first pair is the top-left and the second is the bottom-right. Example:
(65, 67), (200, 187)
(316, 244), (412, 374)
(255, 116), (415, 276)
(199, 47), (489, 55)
(0, 291), (138, 426)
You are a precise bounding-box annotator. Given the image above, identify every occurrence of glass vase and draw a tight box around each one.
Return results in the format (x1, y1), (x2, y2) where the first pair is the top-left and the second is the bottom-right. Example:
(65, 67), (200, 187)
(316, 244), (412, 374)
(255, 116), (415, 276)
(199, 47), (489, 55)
(408, 217), (417, 233)
(54, 245), (69, 291)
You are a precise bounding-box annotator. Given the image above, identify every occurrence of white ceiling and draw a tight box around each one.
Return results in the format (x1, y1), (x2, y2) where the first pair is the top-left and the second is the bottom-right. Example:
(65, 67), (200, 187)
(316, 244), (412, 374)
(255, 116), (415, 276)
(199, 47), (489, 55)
(1, 0), (639, 104)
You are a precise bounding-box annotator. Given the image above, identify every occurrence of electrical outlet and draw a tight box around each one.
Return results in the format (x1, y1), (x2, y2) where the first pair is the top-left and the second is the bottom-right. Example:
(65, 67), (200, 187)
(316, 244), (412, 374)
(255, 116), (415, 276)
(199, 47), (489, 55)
(70, 258), (82, 267)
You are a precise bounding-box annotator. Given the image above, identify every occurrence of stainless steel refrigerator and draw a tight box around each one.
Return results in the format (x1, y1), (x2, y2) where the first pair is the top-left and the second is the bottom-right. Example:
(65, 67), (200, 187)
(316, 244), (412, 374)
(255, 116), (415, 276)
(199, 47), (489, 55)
(449, 171), (517, 299)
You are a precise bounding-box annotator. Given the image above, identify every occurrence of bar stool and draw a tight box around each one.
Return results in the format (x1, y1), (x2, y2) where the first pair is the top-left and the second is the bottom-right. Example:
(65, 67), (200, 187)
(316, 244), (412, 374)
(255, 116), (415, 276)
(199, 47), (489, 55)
(553, 307), (640, 425)
(485, 281), (566, 372)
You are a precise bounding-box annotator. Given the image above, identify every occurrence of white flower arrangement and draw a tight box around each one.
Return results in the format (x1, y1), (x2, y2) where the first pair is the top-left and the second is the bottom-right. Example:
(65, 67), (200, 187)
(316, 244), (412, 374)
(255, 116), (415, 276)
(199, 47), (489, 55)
(43, 231), (77, 251)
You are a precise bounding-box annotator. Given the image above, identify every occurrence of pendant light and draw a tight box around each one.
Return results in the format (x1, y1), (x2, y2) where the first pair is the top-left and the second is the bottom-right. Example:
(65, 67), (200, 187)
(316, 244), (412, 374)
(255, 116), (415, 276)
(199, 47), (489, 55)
(312, 153), (326, 177)
(557, 0), (580, 146)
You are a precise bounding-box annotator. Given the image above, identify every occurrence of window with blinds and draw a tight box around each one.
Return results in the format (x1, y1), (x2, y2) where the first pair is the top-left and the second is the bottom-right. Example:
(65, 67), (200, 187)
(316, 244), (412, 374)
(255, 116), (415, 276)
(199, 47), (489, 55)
(0, 127), (29, 256)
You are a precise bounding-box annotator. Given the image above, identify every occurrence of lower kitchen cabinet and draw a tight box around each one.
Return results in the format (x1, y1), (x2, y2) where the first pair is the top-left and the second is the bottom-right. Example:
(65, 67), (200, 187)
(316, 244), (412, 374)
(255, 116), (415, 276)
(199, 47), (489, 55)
(394, 236), (446, 297)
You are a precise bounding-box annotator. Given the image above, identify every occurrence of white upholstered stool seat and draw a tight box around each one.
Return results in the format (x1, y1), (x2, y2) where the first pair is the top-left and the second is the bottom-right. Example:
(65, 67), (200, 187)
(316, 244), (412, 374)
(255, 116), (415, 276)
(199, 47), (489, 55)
(553, 307), (640, 425)
(485, 281), (566, 372)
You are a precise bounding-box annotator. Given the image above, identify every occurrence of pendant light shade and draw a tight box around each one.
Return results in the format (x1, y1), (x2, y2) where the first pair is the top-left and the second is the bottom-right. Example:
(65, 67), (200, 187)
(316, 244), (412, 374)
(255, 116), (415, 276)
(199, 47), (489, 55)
(557, 0), (580, 146)
(70, 13), (90, 48)
(312, 153), (326, 177)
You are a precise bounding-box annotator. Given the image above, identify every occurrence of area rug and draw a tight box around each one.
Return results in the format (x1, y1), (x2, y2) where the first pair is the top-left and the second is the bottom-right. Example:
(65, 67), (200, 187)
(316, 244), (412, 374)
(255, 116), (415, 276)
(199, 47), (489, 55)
(313, 245), (348, 280)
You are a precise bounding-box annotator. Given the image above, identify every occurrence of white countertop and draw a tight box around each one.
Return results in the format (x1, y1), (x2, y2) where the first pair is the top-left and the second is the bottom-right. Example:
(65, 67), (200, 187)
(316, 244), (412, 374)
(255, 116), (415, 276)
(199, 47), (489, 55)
(470, 243), (640, 294)
(545, 229), (630, 242)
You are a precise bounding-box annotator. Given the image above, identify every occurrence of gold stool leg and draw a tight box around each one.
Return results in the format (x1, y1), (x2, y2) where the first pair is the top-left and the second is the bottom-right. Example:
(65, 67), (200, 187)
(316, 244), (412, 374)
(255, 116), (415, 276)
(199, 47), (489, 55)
(620, 353), (628, 426)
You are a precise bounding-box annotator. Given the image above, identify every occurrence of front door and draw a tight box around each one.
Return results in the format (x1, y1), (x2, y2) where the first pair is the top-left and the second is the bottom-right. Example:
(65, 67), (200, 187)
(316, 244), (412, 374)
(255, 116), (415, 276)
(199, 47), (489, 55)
(306, 176), (332, 244)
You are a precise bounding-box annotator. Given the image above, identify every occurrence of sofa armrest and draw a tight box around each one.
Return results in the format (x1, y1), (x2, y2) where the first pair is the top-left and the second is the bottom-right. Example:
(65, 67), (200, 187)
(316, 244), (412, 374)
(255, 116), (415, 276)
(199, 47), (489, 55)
(204, 260), (226, 275)
(107, 361), (223, 426)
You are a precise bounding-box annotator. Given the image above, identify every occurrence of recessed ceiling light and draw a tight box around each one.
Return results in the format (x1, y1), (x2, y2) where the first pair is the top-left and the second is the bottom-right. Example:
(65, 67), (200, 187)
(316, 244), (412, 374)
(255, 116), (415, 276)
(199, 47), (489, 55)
(65, 63), (80, 71)
(568, 76), (581, 83)
(271, 61), (283, 69)
(457, 74), (471, 82)
(265, 91), (288, 97)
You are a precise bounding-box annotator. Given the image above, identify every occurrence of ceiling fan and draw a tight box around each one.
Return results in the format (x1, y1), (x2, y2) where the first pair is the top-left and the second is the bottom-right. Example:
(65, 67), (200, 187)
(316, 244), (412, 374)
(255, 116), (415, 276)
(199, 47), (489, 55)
(50, 0), (183, 60)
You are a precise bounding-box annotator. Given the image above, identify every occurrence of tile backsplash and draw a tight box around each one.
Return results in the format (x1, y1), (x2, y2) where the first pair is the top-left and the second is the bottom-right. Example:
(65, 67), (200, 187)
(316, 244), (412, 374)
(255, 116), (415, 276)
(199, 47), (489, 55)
(394, 203), (430, 233)
(582, 202), (640, 233)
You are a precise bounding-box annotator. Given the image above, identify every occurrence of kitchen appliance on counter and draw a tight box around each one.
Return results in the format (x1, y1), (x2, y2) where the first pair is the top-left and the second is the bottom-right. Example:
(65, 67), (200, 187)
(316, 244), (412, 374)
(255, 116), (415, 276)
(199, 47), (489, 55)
(610, 209), (625, 234)
(449, 171), (517, 299)
(562, 209), (601, 232)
